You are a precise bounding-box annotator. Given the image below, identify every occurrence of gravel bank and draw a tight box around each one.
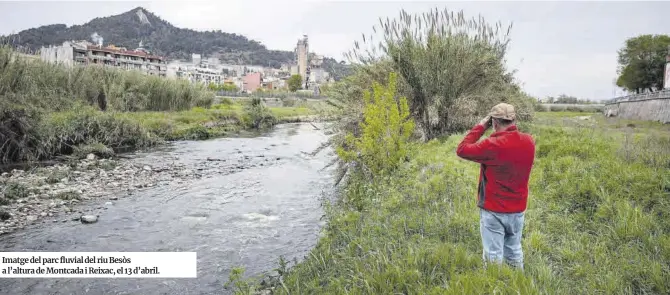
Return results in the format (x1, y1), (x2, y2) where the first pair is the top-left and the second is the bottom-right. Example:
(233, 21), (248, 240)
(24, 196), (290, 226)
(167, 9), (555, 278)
(0, 152), (258, 235)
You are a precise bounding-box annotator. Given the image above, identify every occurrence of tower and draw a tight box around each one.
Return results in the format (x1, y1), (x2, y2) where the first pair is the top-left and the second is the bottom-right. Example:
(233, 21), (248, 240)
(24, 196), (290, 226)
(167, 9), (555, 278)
(665, 45), (670, 89)
(295, 35), (309, 88)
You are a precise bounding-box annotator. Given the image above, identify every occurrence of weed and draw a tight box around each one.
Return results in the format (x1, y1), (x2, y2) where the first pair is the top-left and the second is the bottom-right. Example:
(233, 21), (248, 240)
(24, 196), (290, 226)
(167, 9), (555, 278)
(250, 112), (670, 295)
(45, 170), (69, 184)
(2, 182), (29, 199)
(55, 191), (80, 200)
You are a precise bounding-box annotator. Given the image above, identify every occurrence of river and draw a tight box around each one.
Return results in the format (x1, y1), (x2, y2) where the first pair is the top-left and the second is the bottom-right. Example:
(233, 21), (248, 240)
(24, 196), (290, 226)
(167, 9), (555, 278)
(0, 123), (335, 295)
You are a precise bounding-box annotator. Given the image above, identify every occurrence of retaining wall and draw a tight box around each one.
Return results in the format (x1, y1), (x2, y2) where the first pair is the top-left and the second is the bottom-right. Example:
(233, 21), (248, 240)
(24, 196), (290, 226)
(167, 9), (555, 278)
(604, 90), (670, 123)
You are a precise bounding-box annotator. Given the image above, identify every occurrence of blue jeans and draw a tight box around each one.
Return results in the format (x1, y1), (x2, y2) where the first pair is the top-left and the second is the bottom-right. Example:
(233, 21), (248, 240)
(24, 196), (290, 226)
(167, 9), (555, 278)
(479, 208), (525, 270)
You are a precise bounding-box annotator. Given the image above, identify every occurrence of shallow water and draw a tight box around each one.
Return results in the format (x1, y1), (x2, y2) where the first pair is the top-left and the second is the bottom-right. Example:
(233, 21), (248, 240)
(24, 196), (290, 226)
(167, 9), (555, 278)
(0, 123), (335, 295)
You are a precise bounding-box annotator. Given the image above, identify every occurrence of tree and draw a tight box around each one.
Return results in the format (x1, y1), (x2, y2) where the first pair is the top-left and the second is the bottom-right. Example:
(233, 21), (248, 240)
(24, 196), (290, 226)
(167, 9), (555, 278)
(616, 34), (670, 94)
(347, 8), (526, 140)
(287, 74), (302, 92)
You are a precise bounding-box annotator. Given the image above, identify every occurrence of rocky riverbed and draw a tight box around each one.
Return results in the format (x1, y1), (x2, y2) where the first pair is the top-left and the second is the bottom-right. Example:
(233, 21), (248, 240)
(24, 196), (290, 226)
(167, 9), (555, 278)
(0, 123), (334, 295)
(0, 149), (283, 236)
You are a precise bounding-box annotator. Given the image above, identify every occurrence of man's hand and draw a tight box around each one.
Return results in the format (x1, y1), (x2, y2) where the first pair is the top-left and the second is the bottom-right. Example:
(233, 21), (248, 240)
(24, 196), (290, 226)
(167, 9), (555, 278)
(478, 116), (492, 129)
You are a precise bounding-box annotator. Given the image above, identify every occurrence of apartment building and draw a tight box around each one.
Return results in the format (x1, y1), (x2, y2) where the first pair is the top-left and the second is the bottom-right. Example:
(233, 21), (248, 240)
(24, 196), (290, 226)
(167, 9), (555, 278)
(40, 41), (167, 77)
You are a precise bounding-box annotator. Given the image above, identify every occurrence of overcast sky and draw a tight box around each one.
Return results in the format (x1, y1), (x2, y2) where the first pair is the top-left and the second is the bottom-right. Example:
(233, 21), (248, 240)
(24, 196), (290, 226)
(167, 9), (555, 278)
(1, 1), (669, 101)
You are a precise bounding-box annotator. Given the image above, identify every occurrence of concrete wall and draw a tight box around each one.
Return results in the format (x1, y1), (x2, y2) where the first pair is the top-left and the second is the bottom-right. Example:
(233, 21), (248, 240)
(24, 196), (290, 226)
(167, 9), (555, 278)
(40, 43), (74, 67)
(604, 90), (670, 123)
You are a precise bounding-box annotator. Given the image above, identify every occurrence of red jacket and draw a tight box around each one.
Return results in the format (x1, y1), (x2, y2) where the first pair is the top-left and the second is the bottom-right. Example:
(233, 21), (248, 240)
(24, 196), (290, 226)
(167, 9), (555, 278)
(456, 124), (535, 213)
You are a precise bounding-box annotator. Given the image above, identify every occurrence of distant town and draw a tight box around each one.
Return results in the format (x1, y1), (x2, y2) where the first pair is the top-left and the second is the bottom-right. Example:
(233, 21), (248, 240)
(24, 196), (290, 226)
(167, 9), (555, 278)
(39, 34), (333, 95)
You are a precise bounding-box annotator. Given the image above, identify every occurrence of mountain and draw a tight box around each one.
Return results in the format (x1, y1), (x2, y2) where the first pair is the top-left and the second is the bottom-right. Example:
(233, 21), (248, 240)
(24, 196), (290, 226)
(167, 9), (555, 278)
(1, 7), (296, 68)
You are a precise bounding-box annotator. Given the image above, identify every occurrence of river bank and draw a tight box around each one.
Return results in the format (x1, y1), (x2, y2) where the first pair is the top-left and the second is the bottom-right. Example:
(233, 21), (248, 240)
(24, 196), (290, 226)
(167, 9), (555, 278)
(239, 112), (670, 294)
(0, 123), (335, 294)
(0, 101), (331, 236)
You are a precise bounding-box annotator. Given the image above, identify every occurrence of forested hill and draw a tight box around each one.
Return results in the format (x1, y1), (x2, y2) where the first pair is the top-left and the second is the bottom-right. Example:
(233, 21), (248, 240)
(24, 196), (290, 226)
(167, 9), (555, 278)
(1, 7), (296, 68)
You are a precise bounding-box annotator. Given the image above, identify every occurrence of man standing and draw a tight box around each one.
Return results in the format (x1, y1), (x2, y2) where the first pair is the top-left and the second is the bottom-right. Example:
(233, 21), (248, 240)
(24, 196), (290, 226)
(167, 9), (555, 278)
(455, 103), (536, 270)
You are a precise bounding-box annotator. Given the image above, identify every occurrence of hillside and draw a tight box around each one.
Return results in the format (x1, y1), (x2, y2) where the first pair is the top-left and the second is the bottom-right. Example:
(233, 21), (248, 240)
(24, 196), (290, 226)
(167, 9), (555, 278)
(0, 7), (295, 68)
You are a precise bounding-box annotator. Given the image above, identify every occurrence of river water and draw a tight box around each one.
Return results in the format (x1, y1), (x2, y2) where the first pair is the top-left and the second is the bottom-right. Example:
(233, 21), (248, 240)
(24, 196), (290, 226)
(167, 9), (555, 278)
(0, 123), (335, 295)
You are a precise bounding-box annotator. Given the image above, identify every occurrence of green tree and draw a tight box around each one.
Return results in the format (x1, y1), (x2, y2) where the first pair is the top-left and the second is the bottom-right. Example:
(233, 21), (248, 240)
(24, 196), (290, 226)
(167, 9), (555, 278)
(287, 74), (302, 92)
(221, 83), (239, 92)
(616, 34), (670, 94)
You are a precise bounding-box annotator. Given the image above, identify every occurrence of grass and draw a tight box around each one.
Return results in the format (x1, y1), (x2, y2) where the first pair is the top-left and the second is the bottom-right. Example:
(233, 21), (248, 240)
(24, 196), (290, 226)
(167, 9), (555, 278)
(537, 104), (604, 113)
(0, 46), (333, 164)
(232, 112), (670, 294)
(120, 102), (320, 140)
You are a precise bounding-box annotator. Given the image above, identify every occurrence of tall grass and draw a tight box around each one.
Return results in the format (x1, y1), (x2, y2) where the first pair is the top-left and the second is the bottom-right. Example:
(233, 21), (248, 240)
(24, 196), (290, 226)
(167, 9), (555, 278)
(231, 113), (670, 294)
(0, 46), (213, 112)
(536, 104), (605, 113)
(0, 46), (216, 164)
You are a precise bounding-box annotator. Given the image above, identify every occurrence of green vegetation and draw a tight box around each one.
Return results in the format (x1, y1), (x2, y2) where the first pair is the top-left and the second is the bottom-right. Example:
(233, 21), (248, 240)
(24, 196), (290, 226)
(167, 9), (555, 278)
(230, 111), (670, 295)
(345, 8), (537, 140)
(543, 94), (599, 104)
(2, 182), (30, 200)
(616, 34), (670, 94)
(209, 82), (239, 92)
(0, 47), (325, 164)
(288, 74), (303, 92)
(336, 72), (414, 179)
(227, 6), (670, 295)
(536, 104), (604, 113)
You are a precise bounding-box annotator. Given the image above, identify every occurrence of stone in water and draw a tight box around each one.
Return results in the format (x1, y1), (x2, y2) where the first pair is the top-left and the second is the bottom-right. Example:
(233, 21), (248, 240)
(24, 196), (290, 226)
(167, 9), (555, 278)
(80, 215), (98, 224)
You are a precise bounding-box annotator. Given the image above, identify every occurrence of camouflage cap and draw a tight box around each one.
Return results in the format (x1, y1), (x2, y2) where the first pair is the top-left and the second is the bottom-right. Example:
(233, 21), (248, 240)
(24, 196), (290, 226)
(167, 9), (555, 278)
(488, 103), (516, 121)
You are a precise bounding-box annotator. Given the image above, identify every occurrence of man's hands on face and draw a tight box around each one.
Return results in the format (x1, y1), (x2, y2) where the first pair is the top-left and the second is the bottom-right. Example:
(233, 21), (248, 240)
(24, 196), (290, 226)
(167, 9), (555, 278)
(479, 116), (492, 129)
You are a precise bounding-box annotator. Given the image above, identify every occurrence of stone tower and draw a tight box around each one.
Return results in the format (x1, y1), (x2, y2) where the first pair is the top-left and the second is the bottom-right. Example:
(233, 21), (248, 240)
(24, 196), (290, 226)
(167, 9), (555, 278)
(295, 35), (309, 87)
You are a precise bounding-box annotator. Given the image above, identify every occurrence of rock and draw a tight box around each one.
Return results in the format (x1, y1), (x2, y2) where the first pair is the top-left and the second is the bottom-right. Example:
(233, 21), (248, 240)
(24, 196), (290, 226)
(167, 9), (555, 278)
(105, 202), (113, 206)
(26, 215), (37, 222)
(60, 178), (69, 184)
(109, 196), (118, 200)
(143, 165), (152, 172)
(40, 212), (47, 217)
(86, 153), (96, 160)
(1, 172), (8, 177)
(0, 211), (11, 221)
(80, 215), (98, 224)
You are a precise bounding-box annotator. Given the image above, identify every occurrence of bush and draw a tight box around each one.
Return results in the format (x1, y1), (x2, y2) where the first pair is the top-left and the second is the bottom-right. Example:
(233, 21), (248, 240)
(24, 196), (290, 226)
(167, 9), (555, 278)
(337, 72), (415, 179)
(242, 98), (277, 129)
(0, 101), (43, 163)
(2, 182), (29, 200)
(37, 108), (159, 160)
(72, 142), (115, 159)
(348, 8), (533, 140)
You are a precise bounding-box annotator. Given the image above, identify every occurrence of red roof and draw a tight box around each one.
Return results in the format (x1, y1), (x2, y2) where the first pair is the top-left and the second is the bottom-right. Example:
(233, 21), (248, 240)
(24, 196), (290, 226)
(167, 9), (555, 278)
(87, 45), (165, 60)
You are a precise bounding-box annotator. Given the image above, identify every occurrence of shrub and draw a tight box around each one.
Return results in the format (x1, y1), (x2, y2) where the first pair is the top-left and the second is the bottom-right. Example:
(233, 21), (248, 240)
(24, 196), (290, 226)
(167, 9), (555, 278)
(2, 182), (29, 199)
(347, 8), (533, 140)
(72, 142), (115, 159)
(55, 190), (80, 200)
(242, 98), (277, 129)
(37, 108), (159, 160)
(336, 72), (415, 179)
(45, 169), (70, 184)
